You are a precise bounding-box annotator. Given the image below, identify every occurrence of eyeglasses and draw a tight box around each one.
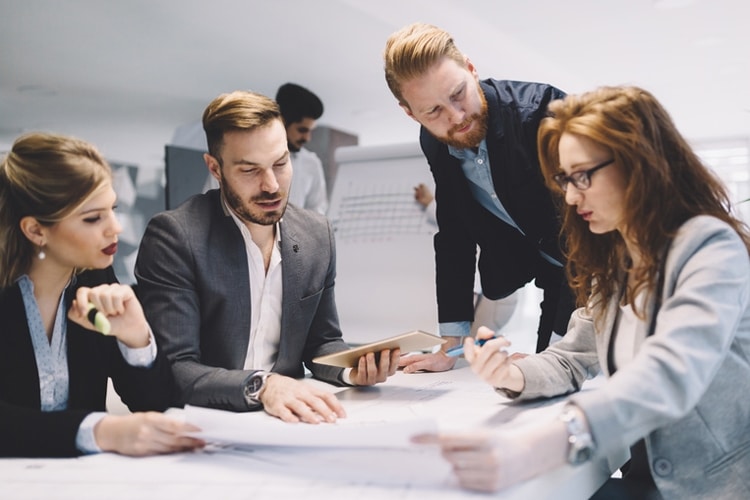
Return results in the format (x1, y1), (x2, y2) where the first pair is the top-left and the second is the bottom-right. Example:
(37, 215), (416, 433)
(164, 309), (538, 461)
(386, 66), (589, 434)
(552, 158), (615, 192)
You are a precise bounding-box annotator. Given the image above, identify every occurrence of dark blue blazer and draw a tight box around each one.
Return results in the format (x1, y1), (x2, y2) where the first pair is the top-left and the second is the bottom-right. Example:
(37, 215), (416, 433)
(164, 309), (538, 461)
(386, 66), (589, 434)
(421, 79), (574, 350)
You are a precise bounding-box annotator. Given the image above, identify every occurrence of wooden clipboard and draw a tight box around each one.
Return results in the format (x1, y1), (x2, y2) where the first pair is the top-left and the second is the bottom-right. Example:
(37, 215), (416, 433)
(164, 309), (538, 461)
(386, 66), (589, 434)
(312, 330), (446, 368)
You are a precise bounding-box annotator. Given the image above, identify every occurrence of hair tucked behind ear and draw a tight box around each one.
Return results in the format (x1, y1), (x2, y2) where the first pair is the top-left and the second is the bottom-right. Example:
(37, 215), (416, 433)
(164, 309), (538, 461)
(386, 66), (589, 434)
(537, 86), (750, 320)
(0, 132), (111, 288)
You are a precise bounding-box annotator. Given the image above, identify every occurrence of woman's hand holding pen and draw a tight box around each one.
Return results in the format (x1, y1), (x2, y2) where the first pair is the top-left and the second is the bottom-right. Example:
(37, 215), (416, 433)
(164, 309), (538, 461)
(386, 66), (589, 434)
(68, 284), (150, 348)
(464, 327), (524, 393)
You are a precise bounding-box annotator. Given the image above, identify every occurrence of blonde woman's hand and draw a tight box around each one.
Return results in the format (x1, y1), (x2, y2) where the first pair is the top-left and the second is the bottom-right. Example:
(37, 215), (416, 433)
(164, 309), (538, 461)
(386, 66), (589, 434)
(94, 412), (205, 456)
(68, 284), (150, 348)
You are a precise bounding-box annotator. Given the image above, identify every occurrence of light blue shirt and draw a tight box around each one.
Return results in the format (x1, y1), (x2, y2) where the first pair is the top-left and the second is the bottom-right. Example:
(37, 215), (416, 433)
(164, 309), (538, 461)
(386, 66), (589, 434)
(439, 141), (562, 337)
(449, 140), (522, 231)
(17, 275), (157, 454)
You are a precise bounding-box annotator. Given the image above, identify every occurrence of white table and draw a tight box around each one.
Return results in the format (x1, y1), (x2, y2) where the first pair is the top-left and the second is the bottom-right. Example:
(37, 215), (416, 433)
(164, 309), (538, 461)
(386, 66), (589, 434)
(0, 363), (625, 499)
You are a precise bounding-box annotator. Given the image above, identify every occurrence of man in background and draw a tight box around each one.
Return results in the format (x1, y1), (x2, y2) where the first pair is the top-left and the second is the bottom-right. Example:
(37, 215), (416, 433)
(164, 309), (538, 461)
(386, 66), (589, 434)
(276, 82), (329, 215)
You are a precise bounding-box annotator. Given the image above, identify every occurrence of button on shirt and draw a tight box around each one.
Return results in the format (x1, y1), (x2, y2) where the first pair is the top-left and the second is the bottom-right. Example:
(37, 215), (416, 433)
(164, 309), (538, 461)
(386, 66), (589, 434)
(17, 274), (157, 454)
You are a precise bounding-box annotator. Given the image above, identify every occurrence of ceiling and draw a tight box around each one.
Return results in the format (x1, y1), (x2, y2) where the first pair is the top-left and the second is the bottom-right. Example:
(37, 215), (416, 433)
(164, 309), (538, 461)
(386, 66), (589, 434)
(2, 0), (749, 168)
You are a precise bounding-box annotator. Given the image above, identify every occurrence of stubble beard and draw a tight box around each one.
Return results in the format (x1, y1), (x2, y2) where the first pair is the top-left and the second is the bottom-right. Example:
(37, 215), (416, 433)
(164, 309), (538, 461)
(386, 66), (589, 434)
(220, 175), (287, 226)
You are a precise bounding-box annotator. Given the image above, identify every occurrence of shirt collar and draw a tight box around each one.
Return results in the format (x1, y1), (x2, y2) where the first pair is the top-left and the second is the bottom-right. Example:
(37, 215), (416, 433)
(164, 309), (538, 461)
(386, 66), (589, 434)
(448, 137), (488, 160)
(222, 196), (282, 249)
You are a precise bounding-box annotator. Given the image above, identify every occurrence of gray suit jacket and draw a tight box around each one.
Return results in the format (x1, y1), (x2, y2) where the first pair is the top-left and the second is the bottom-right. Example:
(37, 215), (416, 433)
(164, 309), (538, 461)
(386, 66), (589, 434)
(135, 190), (349, 412)
(513, 216), (750, 499)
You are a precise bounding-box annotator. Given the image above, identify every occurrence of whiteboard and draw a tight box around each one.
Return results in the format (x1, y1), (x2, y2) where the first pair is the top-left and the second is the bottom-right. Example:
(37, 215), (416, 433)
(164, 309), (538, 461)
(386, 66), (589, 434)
(329, 142), (438, 344)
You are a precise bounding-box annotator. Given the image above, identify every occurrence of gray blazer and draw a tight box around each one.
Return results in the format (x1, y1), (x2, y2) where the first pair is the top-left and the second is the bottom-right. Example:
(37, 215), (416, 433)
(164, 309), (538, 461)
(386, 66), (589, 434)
(135, 190), (349, 412)
(514, 215), (750, 499)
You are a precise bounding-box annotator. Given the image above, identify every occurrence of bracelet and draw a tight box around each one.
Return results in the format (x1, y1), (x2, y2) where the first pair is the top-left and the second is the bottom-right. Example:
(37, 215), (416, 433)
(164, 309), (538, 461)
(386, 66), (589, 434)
(494, 387), (521, 399)
(559, 404), (595, 465)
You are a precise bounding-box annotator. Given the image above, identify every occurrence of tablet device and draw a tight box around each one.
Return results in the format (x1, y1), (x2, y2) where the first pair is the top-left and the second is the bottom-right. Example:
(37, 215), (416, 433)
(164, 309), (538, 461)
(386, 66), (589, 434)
(312, 330), (446, 368)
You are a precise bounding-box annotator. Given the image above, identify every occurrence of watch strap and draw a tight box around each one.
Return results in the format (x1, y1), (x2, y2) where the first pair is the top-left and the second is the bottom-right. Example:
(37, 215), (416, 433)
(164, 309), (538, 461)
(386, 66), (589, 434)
(244, 371), (272, 408)
(559, 404), (595, 465)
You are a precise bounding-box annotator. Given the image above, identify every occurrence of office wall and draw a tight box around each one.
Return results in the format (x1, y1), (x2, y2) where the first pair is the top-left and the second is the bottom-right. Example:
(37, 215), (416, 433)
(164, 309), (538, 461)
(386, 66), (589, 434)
(305, 125), (359, 200)
(328, 142), (438, 344)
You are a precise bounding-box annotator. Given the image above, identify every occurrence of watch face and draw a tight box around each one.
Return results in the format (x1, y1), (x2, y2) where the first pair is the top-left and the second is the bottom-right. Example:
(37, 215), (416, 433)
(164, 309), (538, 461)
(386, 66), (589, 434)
(249, 376), (263, 392)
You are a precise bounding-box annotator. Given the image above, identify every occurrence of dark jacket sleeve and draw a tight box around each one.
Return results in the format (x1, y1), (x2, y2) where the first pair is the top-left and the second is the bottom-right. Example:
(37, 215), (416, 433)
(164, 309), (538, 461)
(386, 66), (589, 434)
(0, 400), (90, 458)
(68, 268), (175, 413)
(0, 268), (175, 458)
(135, 194), (260, 411)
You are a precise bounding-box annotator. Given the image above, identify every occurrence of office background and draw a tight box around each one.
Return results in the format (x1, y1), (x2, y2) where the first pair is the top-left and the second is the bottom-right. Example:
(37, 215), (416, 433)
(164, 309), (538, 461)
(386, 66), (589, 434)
(1, 0), (748, 295)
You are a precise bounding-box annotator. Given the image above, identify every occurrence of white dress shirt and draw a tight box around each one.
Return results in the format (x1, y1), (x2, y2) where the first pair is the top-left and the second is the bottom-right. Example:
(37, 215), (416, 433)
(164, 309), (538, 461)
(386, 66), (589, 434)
(225, 205), (284, 372)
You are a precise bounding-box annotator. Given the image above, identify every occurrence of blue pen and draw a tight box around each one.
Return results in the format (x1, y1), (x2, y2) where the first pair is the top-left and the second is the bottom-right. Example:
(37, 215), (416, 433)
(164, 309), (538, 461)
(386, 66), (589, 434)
(445, 336), (497, 357)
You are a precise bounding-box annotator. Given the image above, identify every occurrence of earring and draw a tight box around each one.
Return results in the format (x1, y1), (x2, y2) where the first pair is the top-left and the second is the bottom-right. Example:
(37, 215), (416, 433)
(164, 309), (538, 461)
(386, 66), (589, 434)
(38, 245), (46, 260)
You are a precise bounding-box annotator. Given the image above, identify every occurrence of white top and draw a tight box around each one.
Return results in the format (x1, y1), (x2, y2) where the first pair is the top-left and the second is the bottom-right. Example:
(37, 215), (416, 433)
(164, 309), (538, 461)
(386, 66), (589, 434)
(289, 147), (328, 215)
(225, 204), (283, 372)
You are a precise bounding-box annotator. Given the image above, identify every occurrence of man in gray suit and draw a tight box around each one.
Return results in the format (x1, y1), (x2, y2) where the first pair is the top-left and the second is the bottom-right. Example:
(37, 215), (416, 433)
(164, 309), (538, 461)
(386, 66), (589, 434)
(135, 90), (398, 423)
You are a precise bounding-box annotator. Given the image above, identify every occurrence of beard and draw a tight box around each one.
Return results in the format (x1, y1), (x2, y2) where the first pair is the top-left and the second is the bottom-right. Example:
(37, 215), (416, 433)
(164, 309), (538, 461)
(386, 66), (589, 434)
(287, 140), (302, 153)
(437, 84), (489, 149)
(219, 174), (287, 226)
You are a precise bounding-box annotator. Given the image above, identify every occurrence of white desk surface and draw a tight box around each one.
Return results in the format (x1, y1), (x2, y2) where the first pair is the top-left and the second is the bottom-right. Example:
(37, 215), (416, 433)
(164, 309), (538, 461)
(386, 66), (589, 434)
(0, 362), (623, 500)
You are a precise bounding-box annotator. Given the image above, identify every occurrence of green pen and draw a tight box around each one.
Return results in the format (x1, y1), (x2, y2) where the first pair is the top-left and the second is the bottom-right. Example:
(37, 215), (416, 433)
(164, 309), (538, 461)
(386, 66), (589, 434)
(86, 303), (112, 335)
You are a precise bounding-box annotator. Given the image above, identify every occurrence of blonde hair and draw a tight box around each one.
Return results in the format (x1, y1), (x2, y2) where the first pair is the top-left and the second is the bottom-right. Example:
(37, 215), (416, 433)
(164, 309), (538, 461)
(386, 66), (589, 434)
(0, 132), (111, 287)
(383, 22), (465, 107)
(202, 90), (282, 162)
(537, 86), (750, 320)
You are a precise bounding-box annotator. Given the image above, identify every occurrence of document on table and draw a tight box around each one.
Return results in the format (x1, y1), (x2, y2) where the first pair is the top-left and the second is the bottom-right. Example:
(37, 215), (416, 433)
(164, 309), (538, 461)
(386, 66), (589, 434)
(182, 404), (438, 448)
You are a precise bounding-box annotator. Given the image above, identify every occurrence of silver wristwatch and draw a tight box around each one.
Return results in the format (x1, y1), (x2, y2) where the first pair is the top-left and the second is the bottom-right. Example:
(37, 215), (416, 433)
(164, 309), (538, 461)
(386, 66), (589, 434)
(559, 405), (595, 465)
(243, 371), (272, 407)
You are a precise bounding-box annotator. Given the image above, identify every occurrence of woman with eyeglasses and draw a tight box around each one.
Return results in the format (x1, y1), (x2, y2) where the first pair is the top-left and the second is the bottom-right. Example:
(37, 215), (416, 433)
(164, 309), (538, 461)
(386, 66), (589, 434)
(419, 86), (750, 499)
(0, 132), (205, 457)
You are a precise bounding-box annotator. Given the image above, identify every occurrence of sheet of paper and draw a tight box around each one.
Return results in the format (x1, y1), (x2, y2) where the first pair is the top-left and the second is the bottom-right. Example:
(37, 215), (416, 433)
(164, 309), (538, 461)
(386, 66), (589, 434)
(0, 368), (619, 500)
(183, 404), (438, 448)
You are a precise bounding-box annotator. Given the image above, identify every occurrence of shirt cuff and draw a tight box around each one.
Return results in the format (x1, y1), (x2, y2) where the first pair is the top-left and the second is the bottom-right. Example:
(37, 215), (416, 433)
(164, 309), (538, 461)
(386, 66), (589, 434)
(341, 368), (354, 385)
(76, 412), (107, 454)
(117, 324), (157, 367)
(439, 321), (471, 337)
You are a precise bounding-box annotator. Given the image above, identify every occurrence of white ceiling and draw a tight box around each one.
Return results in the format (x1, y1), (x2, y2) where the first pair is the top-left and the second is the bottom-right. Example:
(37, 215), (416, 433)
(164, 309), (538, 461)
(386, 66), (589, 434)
(2, 0), (749, 168)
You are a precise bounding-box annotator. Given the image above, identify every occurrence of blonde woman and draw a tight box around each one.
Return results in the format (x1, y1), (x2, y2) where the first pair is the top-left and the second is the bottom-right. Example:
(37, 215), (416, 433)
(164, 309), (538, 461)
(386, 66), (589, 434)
(0, 132), (204, 457)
